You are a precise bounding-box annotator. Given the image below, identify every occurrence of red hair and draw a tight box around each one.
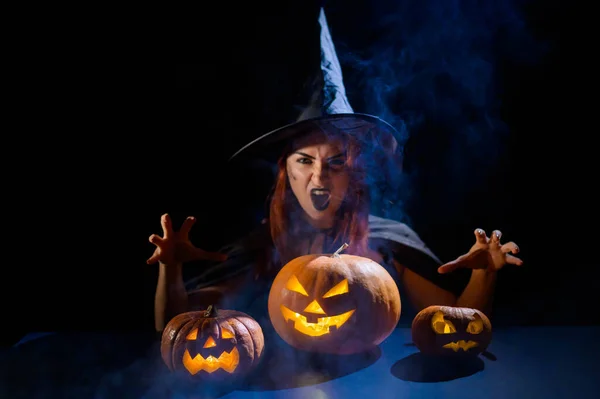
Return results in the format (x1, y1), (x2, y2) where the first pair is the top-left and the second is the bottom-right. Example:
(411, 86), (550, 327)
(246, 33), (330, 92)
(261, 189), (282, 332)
(268, 128), (370, 265)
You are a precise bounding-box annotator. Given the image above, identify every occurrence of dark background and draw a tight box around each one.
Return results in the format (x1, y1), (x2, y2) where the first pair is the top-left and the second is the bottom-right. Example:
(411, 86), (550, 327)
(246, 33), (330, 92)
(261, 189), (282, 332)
(5, 0), (595, 345)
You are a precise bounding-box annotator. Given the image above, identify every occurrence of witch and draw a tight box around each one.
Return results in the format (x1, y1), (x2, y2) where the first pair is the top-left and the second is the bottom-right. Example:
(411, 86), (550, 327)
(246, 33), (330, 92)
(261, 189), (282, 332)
(154, 9), (522, 333)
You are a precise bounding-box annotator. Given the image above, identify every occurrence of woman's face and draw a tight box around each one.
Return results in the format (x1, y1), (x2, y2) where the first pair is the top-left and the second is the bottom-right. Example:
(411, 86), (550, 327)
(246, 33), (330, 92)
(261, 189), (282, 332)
(286, 131), (350, 228)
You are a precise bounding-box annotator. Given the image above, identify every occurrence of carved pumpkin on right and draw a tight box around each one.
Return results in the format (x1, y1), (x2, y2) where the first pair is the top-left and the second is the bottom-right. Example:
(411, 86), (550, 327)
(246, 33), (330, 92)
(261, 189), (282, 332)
(411, 305), (492, 357)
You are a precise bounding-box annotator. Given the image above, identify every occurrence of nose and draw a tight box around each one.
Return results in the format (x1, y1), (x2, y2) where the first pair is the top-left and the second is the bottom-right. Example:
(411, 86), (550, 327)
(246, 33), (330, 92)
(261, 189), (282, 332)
(304, 300), (326, 314)
(203, 336), (217, 348)
(311, 161), (329, 186)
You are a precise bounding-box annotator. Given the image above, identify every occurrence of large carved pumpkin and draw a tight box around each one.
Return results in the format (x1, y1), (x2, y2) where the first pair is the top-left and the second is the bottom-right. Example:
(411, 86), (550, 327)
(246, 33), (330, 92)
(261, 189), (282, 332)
(161, 306), (265, 382)
(268, 244), (401, 354)
(412, 305), (492, 356)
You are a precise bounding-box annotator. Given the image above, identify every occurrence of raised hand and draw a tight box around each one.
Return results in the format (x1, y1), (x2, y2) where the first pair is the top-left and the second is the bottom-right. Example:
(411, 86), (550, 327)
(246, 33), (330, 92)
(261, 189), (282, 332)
(146, 213), (228, 265)
(438, 228), (523, 274)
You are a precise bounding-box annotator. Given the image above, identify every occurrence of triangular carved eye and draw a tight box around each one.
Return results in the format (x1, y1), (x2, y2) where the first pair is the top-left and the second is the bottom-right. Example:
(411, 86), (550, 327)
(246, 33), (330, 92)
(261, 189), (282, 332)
(323, 279), (349, 298)
(186, 328), (198, 340)
(221, 329), (235, 339)
(286, 275), (308, 296)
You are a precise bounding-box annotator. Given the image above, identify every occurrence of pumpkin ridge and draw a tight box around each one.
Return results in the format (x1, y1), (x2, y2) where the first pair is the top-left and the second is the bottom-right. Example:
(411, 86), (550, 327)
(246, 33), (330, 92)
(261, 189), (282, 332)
(371, 266), (390, 342)
(231, 316), (256, 364)
(201, 317), (216, 342)
(233, 316), (264, 364)
(231, 311), (265, 360)
(167, 313), (196, 370)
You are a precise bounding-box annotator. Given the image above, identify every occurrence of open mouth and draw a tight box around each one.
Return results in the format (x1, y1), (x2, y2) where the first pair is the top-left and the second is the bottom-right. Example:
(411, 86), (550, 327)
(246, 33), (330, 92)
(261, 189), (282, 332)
(310, 188), (331, 211)
(442, 340), (479, 352)
(182, 347), (240, 374)
(280, 305), (355, 337)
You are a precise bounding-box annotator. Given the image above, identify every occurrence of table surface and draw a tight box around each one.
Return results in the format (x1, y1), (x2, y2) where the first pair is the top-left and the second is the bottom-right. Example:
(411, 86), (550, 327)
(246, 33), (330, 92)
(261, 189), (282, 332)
(3, 327), (600, 399)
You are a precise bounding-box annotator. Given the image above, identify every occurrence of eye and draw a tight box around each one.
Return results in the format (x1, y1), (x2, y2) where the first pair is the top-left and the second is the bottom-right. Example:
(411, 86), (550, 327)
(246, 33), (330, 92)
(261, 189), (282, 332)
(221, 329), (235, 339)
(322, 279), (349, 298)
(186, 328), (198, 340)
(297, 157), (313, 164)
(466, 319), (483, 334)
(286, 275), (308, 296)
(431, 311), (457, 334)
(328, 158), (346, 168)
(433, 319), (457, 334)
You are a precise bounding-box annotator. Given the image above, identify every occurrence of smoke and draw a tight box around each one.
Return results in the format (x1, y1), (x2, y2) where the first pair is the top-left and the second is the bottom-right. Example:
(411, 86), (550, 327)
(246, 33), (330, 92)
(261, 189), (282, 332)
(335, 0), (546, 219)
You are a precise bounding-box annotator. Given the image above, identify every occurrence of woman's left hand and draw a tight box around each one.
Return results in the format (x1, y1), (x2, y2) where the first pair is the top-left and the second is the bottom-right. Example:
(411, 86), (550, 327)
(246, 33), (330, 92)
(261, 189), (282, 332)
(437, 228), (523, 274)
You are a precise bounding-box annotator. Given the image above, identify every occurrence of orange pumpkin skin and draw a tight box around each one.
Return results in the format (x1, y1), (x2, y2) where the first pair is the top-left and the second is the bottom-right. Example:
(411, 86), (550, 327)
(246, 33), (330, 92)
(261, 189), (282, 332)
(161, 307), (264, 382)
(412, 305), (492, 357)
(268, 253), (401, 355)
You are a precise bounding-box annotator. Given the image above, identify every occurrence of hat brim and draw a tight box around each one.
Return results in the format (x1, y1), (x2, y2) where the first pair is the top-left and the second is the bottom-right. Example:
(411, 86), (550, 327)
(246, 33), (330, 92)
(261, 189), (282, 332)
(229, 113), (403, 163)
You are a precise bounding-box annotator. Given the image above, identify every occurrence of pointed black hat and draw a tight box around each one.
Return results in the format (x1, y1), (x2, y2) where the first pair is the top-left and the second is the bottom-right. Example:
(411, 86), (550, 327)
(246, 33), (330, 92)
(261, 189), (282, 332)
(229, 9), (404, 164)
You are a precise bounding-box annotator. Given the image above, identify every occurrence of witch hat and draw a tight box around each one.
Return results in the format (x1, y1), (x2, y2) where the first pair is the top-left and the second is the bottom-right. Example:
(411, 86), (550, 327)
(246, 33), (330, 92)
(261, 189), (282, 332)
(229, 9), (404, 164)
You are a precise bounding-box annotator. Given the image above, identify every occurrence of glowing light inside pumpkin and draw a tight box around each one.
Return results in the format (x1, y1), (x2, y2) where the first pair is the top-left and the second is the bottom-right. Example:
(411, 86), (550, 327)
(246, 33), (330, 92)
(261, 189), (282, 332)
(203, 336), (216, 348)
(322, 279), (349, 298)
(221, 328), (235, 339)
(182, 347), (240, 374)
(466, 319), (483, 334)
(304, 300), (326, 314)
(442, 340), (479, 352)
(280, 305), (355, 336)
(431, 311), (457, 334)
(286, 275), (308, 296)
(186, 329), (198, 340)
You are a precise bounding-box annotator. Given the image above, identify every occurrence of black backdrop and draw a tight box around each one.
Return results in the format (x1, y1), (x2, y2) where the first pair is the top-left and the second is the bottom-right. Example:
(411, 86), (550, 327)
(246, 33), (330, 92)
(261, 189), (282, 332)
(5, 0), (595, 345)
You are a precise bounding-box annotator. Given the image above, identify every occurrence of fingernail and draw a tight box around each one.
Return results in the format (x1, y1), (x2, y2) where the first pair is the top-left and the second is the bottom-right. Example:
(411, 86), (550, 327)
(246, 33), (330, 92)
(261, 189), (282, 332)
(477, 229), (484, 235)
(495, 232), (501, 238)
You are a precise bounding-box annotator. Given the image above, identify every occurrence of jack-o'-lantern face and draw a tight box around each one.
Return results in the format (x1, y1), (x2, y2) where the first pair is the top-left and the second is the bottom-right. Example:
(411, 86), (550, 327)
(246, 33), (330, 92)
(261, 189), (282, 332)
(280, 274), (355, 337)
(268, 251), (401, 355)
(161, 307), (264, 381)
(182, 322), (240, 374)
(412, 305), (492, 357)
(431, 311), (484, 352)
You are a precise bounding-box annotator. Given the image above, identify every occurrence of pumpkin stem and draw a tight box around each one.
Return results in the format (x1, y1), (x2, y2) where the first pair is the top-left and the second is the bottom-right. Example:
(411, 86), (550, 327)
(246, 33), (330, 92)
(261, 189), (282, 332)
(204, 305), (218, 317)
(332, 243), (349, 258)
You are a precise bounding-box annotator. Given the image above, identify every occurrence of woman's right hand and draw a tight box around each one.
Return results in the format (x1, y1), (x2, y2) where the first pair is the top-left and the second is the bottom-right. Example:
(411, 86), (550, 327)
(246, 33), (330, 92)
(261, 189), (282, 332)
(146, 213), (228, 265)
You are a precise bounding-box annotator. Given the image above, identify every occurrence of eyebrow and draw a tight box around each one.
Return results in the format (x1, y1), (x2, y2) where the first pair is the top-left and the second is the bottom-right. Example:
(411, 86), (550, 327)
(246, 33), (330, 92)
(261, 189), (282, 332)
(294, 151), (346, 161)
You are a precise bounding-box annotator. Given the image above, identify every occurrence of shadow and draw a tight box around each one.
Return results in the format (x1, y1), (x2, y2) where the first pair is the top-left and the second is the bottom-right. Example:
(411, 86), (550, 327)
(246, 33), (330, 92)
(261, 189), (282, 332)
(241, 339), (382, 391)
(0, 332), (236, 399)
(481, 351), (497, 361)
(390, 352), (484, 383)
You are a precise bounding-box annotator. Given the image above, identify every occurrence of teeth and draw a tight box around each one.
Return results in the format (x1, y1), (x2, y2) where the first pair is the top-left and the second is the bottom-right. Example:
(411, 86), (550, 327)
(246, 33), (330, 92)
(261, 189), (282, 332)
(312, 190), (329, 195)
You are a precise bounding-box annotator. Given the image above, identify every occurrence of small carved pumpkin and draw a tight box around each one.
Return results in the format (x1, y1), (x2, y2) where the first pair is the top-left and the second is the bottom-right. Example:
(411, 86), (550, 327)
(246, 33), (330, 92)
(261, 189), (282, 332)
(412, 305), (492, 356)
(268, 244), (401, 354)
(161, 306), (264, 382)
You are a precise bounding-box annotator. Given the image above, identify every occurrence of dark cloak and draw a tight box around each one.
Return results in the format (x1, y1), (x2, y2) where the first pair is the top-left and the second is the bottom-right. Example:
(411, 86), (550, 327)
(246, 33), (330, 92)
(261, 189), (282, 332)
(184, 214), (465, 327)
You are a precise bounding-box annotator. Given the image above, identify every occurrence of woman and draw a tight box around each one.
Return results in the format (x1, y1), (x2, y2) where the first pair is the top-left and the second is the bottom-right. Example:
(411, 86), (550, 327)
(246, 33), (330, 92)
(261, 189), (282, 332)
(149, 119), (522, 333)
(151, 9), (522, 332)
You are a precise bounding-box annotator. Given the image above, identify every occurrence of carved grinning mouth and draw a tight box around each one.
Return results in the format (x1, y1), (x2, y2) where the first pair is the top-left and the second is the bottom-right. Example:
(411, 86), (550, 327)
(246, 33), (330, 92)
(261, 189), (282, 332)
(280, 305), (355, 336)
(442, 340), (479, 352)
(182, 347), (240, 374)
